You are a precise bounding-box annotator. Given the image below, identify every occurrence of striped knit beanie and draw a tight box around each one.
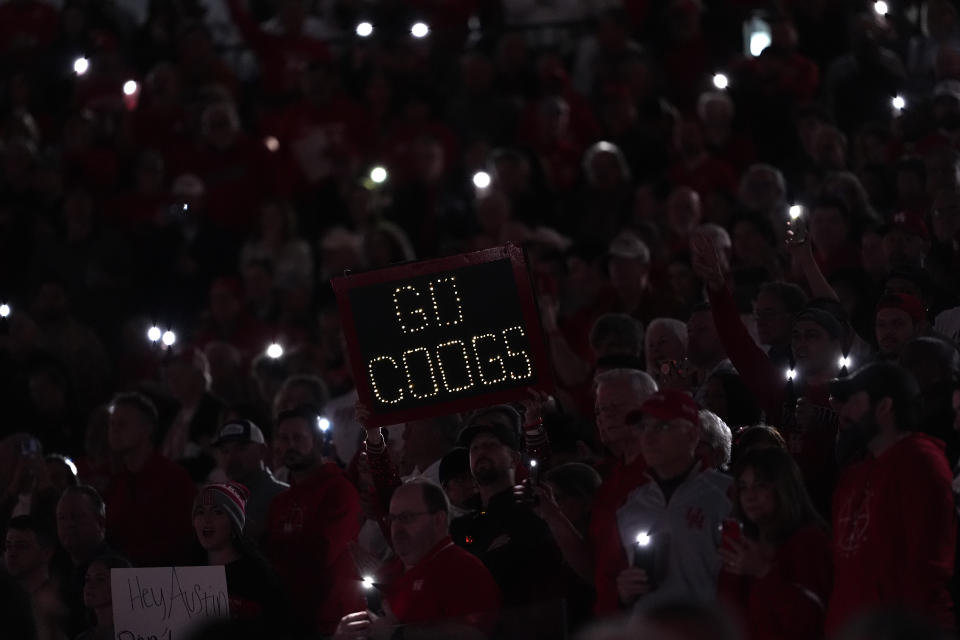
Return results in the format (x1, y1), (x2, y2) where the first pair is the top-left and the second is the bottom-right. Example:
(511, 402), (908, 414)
(195, 482), (250, 535)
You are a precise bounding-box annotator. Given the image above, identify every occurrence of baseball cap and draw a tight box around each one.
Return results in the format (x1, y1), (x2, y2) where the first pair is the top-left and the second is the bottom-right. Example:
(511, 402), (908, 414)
(829, 362), (921, 406)
(794, 307), (843, 340)
(626, 389), (700, 428)
(876, 292), (927, 325)
(456, 405), (522, 451)
(608, 231), (651, 263)
(438, 447), (471, 486)
(212, 420), (266, 447)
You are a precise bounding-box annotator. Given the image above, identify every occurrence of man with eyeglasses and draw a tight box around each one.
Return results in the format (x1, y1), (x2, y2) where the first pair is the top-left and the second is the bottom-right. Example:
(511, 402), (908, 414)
(334, 481), (500, 640)
(614, 389), (732, 611)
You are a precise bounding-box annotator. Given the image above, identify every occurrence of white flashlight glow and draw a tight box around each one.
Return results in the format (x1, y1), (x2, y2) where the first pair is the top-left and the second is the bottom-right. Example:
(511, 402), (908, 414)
(147, 326), (162, 342)
(0, 304), (10, 319)
(892, 95), (906, 111)
(789, 204), (803, 220)
(712, 73), (729, 90)
(785, 368), (796, 381)
(636, 531), (651, 547)
(838, 355), (852, 368)
(472, 171), (491, 189)
(123, 80), (138, 96)
(161, 330), (177, 347)
(529, 459), (538, 468)
(73, 57), (90, 75)
(370, 166), (388, 184)
(317, 417), (331, 433)
(356, 22), (374, 38)
(264, 136), (280, 152)
(362, 576), (375, 589)
(411, 22), (430, 39)
(266, 343), (284, 359)
(874, 1), (889, 16)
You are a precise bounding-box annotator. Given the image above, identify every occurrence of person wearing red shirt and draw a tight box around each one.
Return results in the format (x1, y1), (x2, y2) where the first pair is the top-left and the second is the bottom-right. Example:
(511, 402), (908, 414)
(718, 447), (832, 640)
(827, 363), (956, 633)
(591, 368), (658, 614)
(263, 406), (363, 634)
(102, 392), (197, 567)
(334, 481), (501, 640)
(692, 235), (844, 510)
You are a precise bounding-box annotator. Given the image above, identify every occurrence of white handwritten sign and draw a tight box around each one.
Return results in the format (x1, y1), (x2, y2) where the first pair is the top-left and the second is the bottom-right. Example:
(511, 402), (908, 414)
(111, 566), (230, 640)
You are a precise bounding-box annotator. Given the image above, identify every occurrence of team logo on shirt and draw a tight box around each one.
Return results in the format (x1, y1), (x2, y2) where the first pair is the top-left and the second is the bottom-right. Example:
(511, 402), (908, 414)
(836, 488), (872, 555)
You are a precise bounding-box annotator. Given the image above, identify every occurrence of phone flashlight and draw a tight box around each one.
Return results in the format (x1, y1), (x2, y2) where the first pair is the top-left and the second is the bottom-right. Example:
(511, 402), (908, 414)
(147, 326), (162, 343)
(362, 576), (384, 615)
(838, 355), (852, 369)
(632, 531), (658, 588)
(472, 171), (491, 190)
(712, 73), (729, 90)
(785, 368), (796, 381)
(317, 417), (331, 433)
(370, 166), (388, 185)
(874, 1), (889, 16)
(123, 80), (138, 96)
(411, 22), (430, 39)
(0, 303), (10, 319)
(743, 15), (771, 57)
(73, 57), (90, 76)
(528, 458), (539, 486)
(161, 330), (176, 347)
(719, 518), (744, 550)
(787, 205), (808, 243)
(892, 95), (905, 112)
(266, 343), (284, 359)
(356, 22), (374, 38)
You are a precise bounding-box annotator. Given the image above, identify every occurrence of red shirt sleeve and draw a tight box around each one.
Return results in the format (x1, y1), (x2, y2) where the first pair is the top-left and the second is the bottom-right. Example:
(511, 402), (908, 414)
(707, 284), (784, 423)
(591, 510), (628, 615)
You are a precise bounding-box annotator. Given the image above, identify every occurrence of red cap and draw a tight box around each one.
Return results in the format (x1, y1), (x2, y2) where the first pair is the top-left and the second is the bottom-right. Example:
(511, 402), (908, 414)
(628, 389), (700, 428)
(876, 292), (927, 325)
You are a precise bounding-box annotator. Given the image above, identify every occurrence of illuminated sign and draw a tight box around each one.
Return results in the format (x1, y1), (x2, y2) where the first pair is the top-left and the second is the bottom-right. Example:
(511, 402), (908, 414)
(332, 245), (551, 426)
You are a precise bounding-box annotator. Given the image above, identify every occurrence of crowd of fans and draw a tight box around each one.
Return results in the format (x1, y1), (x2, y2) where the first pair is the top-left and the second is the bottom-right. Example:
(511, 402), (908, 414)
(4, 0), (960, 639)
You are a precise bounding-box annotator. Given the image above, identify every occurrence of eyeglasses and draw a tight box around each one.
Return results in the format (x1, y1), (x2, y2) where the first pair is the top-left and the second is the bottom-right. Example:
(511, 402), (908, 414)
(636, 420), (683, 434)
(384, 511), (434, 525)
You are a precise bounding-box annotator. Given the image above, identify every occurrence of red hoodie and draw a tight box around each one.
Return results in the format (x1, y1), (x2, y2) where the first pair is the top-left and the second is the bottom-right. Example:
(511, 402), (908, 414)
(719, 524), (833, 640)
(263, 462), (363, 634)
(826, 433), (956, 633)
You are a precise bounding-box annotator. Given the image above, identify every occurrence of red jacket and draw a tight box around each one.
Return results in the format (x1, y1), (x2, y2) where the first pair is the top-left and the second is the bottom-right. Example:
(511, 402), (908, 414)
(381, 537), (501, 634)
(826, 433), (956, 633)
(104, 453), (197, 567)
(263, 462), (363, 633)
(719, 524), (832, 640)
(591, 455), (648, 614)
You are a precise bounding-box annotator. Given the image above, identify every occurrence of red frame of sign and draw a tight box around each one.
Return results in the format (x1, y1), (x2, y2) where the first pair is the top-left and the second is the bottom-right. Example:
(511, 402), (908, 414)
(331, 244), (553, 427)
